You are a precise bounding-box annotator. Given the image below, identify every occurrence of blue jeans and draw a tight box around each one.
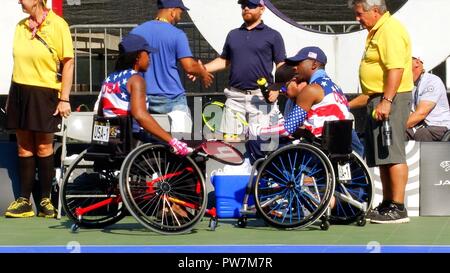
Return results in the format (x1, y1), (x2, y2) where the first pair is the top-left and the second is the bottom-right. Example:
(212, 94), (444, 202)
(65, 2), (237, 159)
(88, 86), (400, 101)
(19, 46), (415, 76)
(147, 94), (189, 114)
(147, 94), (192, 135)
(351, 130), (365, 158)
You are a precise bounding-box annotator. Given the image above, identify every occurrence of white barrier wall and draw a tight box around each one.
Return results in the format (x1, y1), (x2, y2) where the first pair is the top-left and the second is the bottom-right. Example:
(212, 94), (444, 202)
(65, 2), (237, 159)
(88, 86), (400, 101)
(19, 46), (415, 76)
(185, 0), (450, 93)
(0, 1), (53, 95)
(369, 141), (421, 216)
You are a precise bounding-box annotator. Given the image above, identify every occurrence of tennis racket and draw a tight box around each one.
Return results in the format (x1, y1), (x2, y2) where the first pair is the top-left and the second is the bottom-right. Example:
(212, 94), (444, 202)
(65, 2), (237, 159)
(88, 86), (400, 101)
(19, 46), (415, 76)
(202, 100), (248, 135)
(169, 139), (245, 165)
(195, 139), (244, 165)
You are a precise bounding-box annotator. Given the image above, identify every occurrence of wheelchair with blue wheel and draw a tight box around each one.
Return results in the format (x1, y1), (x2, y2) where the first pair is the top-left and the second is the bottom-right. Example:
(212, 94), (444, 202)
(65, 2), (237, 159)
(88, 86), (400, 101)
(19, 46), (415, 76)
(237, 119), (374, 230)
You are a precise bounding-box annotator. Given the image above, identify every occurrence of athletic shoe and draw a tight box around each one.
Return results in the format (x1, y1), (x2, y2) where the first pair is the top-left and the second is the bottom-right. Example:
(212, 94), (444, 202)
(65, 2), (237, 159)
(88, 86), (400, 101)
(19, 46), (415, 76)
(223, 134), (241, 142)
(4, 197), (35, 218)
(370, 203), (410, 224)
(365, 200), (391, 220)
(38, 198), (56, 218)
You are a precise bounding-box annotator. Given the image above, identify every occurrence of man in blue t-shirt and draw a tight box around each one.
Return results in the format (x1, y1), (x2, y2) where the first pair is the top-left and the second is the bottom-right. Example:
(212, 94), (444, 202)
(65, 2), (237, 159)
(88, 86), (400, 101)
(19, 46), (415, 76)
(131, 0), (213, 136)
(203, 0), (286, 142)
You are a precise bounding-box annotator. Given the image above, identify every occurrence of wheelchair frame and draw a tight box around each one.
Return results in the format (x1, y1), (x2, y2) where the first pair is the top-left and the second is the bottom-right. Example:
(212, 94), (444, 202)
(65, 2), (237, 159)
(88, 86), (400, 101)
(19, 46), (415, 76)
(236, 120), (374, 230)
(59, 114), (246, 234)
(59, 114), (210, 234)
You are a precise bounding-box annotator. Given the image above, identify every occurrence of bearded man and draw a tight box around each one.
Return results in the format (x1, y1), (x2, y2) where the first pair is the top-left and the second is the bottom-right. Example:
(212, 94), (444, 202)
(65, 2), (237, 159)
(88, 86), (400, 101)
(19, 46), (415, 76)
(202, 0), (286, 143)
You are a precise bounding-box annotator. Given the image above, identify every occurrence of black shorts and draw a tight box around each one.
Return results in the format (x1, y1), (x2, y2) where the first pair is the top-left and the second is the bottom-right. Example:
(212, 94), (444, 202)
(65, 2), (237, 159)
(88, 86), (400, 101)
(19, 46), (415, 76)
(5, 82), (62, 133)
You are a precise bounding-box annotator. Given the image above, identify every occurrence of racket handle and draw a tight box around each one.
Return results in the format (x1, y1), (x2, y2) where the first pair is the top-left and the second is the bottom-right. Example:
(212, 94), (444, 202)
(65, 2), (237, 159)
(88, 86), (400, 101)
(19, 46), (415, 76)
(169, 146), (194, 155)
(257, 77), (272, 104)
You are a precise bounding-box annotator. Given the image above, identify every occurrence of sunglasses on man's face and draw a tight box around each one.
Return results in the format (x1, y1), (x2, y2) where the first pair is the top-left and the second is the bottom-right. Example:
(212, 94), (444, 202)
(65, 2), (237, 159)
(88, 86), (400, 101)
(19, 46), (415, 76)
(241, 3), (260, 9)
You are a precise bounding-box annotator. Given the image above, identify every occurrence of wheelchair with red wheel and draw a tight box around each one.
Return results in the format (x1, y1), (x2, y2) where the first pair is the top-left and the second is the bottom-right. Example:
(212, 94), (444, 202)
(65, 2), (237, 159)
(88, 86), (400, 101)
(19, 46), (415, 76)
(60, 115), (244, 234)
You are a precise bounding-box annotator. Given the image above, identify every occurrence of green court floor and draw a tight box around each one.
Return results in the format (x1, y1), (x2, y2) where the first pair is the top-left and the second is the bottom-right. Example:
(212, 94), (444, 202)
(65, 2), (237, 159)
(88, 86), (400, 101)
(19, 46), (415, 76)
(1, 216), (450, 247)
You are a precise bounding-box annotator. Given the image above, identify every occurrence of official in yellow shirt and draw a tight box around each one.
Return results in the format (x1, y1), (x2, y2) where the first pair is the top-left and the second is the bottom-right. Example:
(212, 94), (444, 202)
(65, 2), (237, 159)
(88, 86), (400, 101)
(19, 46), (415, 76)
(349, 0), (411, 224)
(5, 0), (74, 219)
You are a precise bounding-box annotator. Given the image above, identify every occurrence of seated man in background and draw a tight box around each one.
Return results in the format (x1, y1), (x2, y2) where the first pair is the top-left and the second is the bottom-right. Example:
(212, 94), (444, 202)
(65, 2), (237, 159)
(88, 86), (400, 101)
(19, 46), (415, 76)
(406, 53), (450, 141)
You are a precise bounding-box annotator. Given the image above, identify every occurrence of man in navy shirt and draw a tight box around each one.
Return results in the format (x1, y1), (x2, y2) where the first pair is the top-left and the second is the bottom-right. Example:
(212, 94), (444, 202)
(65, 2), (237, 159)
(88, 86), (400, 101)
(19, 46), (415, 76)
(131, 0), (213, 137)
(203, 0), (286, 142)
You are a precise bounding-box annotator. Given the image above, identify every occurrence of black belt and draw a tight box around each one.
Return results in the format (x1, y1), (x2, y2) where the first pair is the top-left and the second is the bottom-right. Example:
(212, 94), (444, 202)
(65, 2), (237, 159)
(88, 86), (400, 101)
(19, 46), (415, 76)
(230, 87), (258, 94)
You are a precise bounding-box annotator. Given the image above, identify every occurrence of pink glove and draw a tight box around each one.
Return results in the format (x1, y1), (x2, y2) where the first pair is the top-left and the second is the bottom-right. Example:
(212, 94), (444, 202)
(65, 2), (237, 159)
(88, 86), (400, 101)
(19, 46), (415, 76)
(169, 138), (191, 156)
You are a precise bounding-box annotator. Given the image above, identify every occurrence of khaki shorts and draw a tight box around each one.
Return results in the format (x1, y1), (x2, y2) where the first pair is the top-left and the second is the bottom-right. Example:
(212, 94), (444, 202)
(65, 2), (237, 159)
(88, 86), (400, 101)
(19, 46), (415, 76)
(365, 92), (411, 167)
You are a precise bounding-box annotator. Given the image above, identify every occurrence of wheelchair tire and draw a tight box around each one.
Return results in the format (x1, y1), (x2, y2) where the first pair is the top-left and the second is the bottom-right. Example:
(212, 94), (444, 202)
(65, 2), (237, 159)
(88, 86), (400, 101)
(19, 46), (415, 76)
(254, 143), (335, 229)
(119, 143), (207, 234)
(61, 149), (126, 228)
(330, 152), (374, 225)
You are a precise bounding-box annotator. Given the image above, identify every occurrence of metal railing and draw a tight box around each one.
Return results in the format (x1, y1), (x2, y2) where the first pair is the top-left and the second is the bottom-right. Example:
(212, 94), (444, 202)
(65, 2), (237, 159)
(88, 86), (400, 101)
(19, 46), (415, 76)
(69, 21), (364, 94)
(70, 24), (136, 93)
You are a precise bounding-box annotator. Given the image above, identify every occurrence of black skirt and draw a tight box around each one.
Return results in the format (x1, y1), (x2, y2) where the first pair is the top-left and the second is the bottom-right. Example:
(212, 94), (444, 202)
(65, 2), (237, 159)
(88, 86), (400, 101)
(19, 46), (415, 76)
(5, 82), (62, 133)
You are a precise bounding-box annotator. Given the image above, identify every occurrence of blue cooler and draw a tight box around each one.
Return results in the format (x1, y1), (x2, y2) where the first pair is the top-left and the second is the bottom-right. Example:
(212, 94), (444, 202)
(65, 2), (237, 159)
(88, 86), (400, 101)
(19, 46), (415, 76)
(212, 174), (254, 218)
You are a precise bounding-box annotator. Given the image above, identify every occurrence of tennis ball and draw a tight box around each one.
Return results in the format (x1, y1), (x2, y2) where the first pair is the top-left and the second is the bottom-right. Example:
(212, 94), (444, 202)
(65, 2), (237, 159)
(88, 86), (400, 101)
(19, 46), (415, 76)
(372, 110), (377, 120)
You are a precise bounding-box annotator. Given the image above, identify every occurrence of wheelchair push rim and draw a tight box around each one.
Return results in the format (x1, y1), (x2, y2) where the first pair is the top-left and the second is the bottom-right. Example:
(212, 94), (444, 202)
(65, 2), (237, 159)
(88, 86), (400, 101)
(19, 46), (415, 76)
(254, 143), (335, 229)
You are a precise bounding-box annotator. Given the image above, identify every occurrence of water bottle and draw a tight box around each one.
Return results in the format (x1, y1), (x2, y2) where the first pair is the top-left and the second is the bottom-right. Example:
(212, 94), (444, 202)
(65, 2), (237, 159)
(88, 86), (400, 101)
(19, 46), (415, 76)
(256, 77), (271, 104)
(381, 119), (392, 147)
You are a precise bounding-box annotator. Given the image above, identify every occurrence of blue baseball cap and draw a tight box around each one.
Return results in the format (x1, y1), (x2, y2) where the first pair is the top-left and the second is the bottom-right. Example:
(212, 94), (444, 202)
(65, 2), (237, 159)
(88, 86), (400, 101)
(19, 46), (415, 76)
(286, 46), (327, 65)
(119, 34), (157, 54)
(157, 0), (189, 11)
(238, 0), (265, 6)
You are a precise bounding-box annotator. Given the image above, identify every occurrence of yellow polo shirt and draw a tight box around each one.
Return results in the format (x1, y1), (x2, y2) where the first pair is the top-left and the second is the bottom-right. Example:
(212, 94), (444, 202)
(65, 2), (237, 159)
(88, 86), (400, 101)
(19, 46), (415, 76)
(12, 10), (74, 91)
(359, 12), (413, 95)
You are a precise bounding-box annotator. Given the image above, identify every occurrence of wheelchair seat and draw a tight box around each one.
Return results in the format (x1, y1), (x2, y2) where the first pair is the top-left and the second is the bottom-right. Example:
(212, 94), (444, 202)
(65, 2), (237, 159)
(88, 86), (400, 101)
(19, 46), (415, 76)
(84, 115), (133, 166)
(321, 119), (353, 156)
(291, 120), (353, 157)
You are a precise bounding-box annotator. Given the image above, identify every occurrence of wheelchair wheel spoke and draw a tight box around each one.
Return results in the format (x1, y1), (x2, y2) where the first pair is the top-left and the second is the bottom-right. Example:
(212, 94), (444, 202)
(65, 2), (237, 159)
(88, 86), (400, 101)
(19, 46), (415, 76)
(120, 144), (207, 234)
(254, 144), (334, 229)
(61, 150), (126, 228)
(287, 151), (298, 181)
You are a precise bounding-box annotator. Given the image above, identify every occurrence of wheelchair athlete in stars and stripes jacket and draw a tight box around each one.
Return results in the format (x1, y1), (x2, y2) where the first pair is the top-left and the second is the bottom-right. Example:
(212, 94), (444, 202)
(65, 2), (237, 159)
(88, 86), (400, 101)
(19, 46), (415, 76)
(250, 47), (364, 157)
(97, 34), (190, 156)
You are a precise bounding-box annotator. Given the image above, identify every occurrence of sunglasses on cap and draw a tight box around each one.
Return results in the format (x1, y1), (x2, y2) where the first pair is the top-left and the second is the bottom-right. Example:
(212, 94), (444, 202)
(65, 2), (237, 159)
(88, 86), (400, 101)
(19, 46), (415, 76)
(241, 3), (260, 9)
(413, 57), (423, 64)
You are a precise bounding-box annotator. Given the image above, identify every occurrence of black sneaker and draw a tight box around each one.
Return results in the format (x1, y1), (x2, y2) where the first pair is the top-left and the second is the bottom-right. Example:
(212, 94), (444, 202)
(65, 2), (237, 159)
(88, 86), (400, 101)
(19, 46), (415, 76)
(38, 198), (56, 218)
(365, 200), (390, 220)
(4, 197), (35, 218)
(370, 203), (410, 224)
